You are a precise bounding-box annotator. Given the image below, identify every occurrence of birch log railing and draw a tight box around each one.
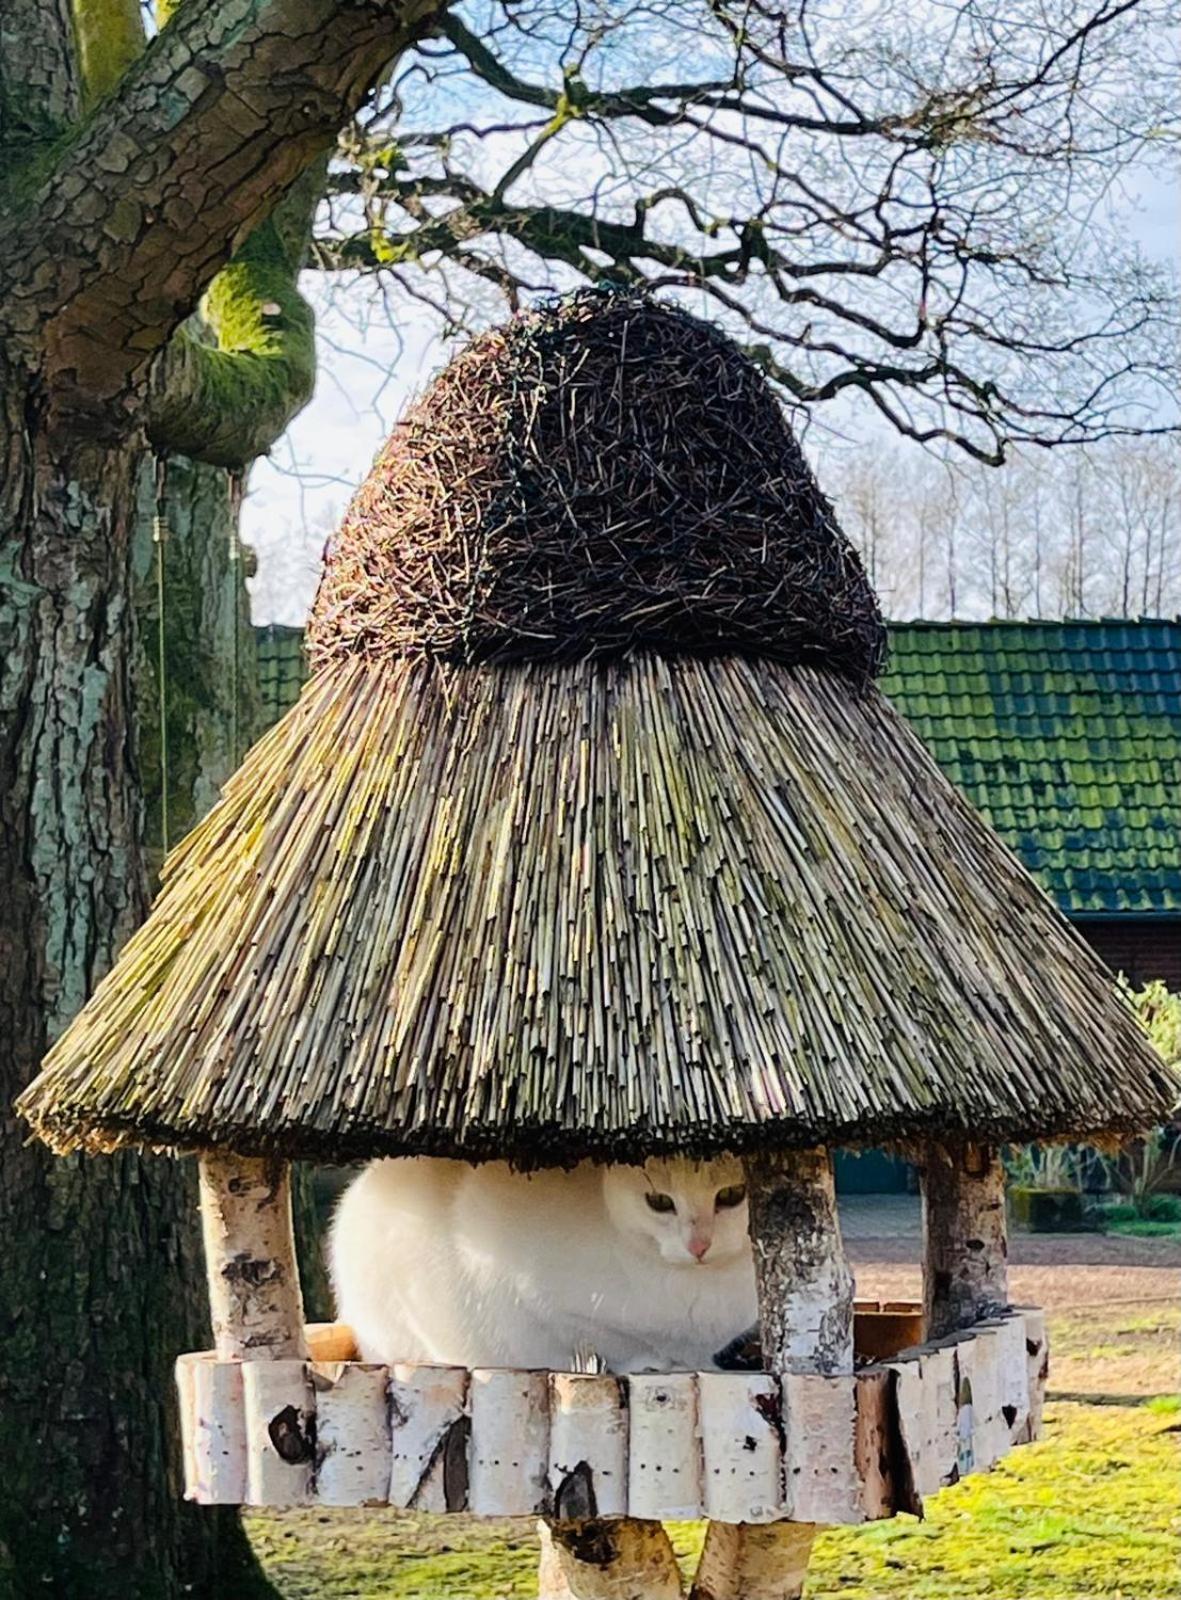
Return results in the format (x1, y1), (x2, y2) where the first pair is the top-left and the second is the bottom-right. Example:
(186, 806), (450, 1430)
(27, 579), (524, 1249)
(176, 1307), (1049, 1514)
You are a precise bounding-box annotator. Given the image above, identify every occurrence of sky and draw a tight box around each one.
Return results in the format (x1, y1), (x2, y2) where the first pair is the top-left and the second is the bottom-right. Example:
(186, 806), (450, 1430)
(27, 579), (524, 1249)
(243, 71), (1180, 627)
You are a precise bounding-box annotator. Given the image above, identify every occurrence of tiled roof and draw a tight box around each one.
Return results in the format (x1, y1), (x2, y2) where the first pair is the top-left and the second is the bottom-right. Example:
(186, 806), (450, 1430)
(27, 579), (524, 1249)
(255, 623), (308, 741)
(252, 618), (1181, 918)
(882, 620), (1181, 917)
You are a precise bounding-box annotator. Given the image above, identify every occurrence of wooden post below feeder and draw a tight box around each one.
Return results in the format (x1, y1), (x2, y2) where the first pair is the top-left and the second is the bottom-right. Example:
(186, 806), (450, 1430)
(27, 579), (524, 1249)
(921, 1142), (1009, 1339)
(198, 1152), (307, 1360)
(689, 1145), (855, 1600)
(538, 1520), (684, 1600)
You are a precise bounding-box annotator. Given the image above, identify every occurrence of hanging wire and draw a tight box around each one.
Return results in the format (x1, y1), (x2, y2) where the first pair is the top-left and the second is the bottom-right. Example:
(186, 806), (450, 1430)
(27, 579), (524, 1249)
(228, 471), (245, 768)
(152, 456), (171, 857)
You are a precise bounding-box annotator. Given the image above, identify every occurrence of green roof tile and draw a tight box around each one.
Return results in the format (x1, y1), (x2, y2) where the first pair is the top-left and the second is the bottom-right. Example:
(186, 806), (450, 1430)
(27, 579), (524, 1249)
(252, 617), (1181, 919)
(882, 619), (1181, 917)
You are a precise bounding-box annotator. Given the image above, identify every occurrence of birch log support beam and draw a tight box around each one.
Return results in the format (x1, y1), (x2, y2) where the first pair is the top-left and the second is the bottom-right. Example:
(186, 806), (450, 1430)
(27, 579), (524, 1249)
(921, 1142), (1009, 1339)
(690, 1523), (816, 1600)
(538, 1519), (684, 1600)
(198, 1153), (308, 1360)
(745, 1147), (855, 1376)
(690, 1146), (854, 1600)
(540, 1374), (681, 1600)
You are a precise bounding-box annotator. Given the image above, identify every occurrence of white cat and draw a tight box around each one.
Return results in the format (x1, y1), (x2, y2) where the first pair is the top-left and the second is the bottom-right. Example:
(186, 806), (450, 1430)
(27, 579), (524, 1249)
(330, 1156), (757, 1373)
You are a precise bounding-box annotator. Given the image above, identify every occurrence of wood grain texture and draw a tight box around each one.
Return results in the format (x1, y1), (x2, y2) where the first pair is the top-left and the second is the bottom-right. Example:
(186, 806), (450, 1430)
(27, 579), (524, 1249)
(689, 1521), (816, 1600)
(539, 1519), (684, 1600)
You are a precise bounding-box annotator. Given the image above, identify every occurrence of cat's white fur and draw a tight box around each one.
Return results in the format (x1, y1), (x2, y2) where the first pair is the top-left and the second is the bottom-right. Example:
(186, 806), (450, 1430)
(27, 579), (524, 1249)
(330, 1156), (757, 1372)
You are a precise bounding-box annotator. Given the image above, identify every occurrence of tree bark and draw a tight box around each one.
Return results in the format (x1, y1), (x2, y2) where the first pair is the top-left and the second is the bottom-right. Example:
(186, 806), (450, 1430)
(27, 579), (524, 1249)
(135, 455), (259, 865)
(0, 361), (276, 1598)
(538, 1520), (684, 1600)
(921, 1141), (1009, 1339)
(744, 1146), (854, 1376)
(1, 0), (442, 432)
(691, 1146), (856, 1600)
(689, 1521), (816, 1600)
(198, 1155), (307, 1360)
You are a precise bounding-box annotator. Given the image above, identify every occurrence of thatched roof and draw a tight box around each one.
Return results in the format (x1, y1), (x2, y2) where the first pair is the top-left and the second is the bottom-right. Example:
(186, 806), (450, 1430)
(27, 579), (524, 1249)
(309, 290), (885, 680)
(17, 293), (1176, 1162)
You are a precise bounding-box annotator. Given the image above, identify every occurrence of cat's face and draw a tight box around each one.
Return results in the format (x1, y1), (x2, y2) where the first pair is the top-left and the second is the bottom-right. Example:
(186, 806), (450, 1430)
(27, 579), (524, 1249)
(600, 1157), (750, 1266)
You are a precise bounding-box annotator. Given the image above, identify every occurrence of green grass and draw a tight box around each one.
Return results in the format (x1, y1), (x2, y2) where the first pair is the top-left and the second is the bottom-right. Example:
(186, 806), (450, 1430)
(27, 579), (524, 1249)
(248, 1410), (1180, 1598)
(1107, 1218), (1181, 1238)
(807, 1402), (1180, 1598)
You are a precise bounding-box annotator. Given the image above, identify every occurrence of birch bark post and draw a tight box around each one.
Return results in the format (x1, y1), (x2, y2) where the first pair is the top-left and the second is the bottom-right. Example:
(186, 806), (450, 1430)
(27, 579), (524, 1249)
(538, 1520), (684, 1600)
(198, 1154), (308, 1361)
(921, 1142), (1009, 1338)
(689, 1146), (855, 1600)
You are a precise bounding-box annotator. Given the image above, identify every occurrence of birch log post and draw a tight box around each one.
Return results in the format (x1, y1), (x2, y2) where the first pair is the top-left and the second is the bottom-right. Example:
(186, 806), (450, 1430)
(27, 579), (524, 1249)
(690, 1146), (854, 1600)
(538, 1519), (684, 1600)
(921, 1142), (1009, 1339)
(690, 1523), (816, 1600)
(539, 1371), (682, 1600)
(745, 1147), (855, 1375)
(198, 1153), (307, 1360)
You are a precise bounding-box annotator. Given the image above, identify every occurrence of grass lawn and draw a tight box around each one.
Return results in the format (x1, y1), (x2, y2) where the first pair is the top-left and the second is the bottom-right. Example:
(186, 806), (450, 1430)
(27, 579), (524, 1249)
(246, 1298), (1180, 1599)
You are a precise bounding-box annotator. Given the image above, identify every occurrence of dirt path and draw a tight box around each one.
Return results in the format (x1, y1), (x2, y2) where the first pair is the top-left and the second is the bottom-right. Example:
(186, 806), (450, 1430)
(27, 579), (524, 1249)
(848, 1226), (1180, 1311)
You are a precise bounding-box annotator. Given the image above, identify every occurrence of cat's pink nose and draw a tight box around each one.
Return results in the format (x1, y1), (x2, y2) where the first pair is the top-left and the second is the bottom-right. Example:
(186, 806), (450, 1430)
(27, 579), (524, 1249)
(688, 1236), (711, 1261)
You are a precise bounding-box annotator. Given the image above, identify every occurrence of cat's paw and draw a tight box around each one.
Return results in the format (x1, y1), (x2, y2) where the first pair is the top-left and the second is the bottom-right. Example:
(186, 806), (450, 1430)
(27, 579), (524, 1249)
(571, 1341), (611, 1374)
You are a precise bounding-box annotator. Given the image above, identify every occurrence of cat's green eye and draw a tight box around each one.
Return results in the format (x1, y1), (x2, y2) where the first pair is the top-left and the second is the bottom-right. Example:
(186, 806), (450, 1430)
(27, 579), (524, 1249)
(645, 1191), (676, 1214)
(716, 1183), (747, 1209)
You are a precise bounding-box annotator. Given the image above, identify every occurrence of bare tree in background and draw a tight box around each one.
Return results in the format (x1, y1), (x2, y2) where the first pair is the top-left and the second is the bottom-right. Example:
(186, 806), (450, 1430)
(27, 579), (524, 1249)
(313, 0), (1180, 465)
(833, 436), (1181, 619)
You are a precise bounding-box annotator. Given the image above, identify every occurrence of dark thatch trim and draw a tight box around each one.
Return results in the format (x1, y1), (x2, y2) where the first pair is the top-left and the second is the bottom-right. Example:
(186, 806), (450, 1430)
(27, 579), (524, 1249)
(18, 656), (1177, 1164)
(308, 289), (885, 681)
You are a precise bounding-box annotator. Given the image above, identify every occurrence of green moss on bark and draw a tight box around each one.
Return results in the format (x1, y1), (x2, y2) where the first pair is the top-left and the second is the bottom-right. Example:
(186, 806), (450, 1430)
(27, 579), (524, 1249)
(147, 183), (319, 470)
(71, 0), (145, 107)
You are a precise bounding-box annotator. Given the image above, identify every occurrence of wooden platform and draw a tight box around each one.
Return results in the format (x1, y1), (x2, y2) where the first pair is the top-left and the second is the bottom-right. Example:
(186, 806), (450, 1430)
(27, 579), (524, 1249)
(176, 1307), (1046, 1520)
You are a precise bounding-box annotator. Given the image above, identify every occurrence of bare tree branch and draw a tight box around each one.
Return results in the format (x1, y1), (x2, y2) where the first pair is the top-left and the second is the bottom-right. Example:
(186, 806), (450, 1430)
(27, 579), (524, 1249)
(310, 0), (1179, 460)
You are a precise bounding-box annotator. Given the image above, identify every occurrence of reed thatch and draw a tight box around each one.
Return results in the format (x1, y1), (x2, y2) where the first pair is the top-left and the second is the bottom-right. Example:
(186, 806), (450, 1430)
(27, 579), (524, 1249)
(308, 289), (886, 681)
(17, 292), (1176, 1160)
(18, 653), (1175, 1162)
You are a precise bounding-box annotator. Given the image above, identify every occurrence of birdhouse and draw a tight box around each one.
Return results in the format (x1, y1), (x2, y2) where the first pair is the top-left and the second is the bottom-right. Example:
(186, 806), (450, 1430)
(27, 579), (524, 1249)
(19, 291), (1176, 1600)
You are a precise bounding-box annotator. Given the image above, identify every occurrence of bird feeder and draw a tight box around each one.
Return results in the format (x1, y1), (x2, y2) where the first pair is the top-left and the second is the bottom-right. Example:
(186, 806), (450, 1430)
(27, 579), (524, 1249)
(19, 291), (1176, 1600)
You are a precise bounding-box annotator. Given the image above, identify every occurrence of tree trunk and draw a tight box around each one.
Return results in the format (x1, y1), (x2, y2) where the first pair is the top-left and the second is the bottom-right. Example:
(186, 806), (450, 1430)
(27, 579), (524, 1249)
(0, 362), (275, 1599)
(134, 455), (260, 874)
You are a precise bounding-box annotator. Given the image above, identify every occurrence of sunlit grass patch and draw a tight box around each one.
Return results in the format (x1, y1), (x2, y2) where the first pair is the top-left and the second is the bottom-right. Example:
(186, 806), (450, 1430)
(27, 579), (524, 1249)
(246, 1401), (1181, 1599)
(808, 1402), (1180, 1599)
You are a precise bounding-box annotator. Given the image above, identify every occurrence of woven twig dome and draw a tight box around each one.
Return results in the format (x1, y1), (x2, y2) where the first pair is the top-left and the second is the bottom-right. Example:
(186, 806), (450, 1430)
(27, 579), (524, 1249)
(308, 290), (885, 678)
(17, 292), (1177, 1161)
